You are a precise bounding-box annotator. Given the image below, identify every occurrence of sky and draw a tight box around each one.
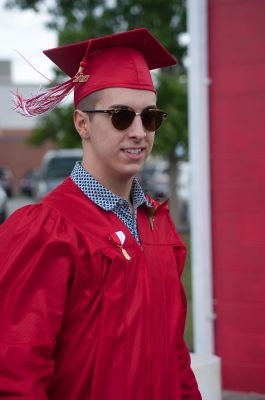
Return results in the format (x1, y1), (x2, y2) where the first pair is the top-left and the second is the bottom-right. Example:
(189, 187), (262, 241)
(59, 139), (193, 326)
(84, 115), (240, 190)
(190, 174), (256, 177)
(0, 0), (57, 84)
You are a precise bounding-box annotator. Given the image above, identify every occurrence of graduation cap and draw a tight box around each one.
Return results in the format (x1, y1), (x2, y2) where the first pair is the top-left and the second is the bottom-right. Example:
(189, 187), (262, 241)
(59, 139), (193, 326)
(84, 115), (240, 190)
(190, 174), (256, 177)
(13, 28), (176, 117)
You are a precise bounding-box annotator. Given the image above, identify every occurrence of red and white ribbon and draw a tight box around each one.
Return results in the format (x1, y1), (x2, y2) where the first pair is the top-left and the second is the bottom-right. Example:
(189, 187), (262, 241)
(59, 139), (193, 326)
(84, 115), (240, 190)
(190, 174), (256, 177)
(109, 231), (131, 260)
(109, 231), (126, 247)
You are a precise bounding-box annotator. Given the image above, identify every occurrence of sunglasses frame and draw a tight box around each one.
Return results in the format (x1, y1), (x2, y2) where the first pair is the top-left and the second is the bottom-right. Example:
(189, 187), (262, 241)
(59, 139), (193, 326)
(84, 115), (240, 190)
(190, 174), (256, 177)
(82, 107), (167, 131)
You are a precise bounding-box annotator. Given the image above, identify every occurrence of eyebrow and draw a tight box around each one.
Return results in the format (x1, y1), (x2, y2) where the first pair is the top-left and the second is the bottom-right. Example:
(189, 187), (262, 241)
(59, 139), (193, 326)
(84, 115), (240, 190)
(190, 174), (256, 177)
(108, 104), (158, 109)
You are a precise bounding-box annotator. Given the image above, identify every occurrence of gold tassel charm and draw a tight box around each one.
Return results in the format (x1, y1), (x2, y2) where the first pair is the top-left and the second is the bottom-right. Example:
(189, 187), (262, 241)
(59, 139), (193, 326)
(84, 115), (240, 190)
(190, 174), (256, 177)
(73, 62), (90, 83)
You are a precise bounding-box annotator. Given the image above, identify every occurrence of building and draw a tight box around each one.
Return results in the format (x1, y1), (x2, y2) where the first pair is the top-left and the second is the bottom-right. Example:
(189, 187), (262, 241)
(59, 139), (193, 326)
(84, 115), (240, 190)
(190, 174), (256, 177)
(0, 60), (54, 193)
(188, 0), (265, 395)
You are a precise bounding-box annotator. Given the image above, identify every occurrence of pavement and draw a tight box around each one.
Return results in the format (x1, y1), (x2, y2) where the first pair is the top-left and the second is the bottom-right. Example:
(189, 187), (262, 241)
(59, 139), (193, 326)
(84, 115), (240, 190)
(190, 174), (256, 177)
(223, 392), (265, 400)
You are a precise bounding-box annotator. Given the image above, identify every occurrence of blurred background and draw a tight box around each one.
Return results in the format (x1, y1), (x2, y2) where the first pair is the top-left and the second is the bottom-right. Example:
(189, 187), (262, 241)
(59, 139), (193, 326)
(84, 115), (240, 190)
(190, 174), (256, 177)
(1, 1), (265, 399)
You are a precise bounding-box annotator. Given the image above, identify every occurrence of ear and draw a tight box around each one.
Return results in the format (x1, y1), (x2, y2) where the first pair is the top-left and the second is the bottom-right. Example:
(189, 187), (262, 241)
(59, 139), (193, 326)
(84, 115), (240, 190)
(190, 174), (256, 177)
(74, 109), (90, 140)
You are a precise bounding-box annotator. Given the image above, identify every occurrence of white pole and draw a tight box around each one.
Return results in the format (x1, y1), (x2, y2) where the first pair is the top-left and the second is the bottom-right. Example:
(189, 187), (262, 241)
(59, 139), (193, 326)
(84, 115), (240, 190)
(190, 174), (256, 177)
(187, 0), (215, 353)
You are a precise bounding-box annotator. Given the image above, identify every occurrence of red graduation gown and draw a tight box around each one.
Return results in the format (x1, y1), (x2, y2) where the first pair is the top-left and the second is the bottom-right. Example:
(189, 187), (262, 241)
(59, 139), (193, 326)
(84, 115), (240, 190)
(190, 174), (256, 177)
(0, 178), (201, 400)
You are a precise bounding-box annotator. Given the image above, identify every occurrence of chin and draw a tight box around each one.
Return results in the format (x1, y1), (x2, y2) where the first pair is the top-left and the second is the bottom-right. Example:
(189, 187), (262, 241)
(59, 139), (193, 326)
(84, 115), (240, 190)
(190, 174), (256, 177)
(116, 166), (141, 181)
(125, 164), (143, 176)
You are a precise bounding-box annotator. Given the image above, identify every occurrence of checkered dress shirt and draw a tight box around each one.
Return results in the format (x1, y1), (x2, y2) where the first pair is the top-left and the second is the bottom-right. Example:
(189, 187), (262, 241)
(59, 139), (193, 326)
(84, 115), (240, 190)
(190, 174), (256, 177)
(70, 162), (151, 244)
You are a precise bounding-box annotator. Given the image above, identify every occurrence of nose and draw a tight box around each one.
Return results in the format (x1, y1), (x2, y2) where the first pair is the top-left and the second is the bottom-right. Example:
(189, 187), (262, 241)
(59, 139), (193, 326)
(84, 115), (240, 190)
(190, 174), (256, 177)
(127, 114), (147, 139)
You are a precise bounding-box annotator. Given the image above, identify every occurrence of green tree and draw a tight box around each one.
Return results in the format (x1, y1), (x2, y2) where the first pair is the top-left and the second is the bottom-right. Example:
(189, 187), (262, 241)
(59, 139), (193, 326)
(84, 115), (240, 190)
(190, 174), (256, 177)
(6, 0), (186, 57)
(155, 74), (188, 223)
(27, 104), (78, 148)
(7, 0), (188, 223)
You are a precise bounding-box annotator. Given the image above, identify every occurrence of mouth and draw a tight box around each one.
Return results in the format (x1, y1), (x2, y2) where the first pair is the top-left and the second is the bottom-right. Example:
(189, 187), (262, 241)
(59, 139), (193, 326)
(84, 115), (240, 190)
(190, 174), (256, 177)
(124, 148), (143, 155)
(121, 147), (146, 160)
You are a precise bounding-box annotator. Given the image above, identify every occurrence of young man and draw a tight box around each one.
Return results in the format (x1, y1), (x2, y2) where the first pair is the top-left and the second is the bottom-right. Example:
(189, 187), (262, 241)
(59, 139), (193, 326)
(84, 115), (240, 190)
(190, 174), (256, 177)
(0, 29), (201, 399)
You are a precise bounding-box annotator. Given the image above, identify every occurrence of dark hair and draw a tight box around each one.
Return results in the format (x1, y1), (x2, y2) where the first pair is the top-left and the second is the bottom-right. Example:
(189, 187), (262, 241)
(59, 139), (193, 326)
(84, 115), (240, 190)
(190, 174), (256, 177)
(76, 91), (102, 120)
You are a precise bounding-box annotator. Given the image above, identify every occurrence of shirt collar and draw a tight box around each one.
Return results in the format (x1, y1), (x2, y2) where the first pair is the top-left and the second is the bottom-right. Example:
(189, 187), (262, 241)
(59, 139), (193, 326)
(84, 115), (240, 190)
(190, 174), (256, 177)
(70, 161), (152, 211)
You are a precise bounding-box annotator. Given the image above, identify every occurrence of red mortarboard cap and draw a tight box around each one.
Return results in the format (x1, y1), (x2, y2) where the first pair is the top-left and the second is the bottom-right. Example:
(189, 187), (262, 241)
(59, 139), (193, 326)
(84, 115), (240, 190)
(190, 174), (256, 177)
(43, 28), (177, 106)
(12, 28), (176, 116)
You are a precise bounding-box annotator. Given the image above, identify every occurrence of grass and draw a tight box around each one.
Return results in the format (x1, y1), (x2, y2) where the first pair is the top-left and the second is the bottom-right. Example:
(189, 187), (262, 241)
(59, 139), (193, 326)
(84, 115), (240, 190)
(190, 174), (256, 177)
(179, 231), (194, 351)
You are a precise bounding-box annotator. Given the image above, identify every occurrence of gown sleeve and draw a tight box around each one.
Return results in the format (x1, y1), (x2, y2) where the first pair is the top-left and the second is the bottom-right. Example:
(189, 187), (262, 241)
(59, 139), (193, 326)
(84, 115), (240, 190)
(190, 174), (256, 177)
(0, 204), (74, 399)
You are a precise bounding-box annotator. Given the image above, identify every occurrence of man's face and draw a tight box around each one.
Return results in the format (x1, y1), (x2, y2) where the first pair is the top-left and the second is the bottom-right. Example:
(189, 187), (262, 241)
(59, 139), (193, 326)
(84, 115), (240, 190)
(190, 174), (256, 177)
(77, 87), (156, 186)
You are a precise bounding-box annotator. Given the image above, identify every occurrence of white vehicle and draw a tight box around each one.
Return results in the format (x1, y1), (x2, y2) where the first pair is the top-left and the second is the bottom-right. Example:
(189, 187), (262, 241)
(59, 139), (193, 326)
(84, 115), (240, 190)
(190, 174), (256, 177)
(34, 149), (83, 200)
(0, 184), (7, 223)
(138, 159), (190, 223)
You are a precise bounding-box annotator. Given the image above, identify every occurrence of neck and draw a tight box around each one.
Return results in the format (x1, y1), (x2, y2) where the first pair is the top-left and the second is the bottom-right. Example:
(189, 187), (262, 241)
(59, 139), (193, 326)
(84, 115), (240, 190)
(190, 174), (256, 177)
(82, 161), (134, 202)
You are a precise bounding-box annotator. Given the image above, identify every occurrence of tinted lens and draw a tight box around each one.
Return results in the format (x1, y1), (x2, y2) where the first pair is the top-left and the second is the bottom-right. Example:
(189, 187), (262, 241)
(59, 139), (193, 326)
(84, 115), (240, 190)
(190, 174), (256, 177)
(142, 109), (166, 131)
(111, 109), (135, 130)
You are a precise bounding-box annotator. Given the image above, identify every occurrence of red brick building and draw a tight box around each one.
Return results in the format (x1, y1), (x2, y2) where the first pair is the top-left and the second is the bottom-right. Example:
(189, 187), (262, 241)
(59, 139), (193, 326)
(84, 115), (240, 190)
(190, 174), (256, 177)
(0, 60), (54, 193)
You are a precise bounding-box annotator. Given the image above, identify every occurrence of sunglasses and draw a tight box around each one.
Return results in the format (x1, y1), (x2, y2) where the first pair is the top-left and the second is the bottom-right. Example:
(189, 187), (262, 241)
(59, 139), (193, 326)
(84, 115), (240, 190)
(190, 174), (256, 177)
(82, 107), (167, 131)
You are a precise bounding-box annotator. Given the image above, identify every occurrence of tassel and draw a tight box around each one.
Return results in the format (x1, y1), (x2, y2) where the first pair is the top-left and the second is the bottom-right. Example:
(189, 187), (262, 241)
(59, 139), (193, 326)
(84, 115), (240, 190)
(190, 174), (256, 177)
(12, 59), (89, 117)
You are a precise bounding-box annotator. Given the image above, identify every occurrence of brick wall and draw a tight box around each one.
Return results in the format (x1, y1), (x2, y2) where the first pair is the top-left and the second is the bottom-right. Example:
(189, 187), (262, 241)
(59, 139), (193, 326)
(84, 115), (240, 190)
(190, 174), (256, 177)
(0, 129), (54, 193)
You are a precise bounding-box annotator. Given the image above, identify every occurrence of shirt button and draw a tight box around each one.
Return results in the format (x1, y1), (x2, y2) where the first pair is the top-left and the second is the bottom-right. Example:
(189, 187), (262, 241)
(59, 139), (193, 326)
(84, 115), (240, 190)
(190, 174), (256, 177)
(118, 199), (125, 206)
